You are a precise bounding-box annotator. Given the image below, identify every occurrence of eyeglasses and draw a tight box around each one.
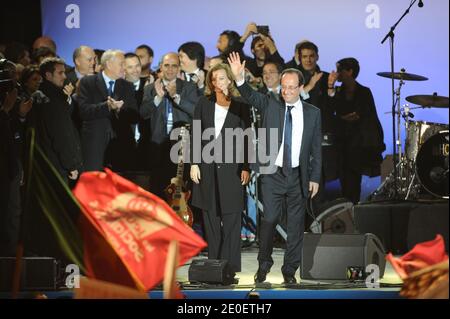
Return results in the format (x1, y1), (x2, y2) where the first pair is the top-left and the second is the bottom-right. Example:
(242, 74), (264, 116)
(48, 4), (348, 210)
(281, 85), (299, 91)
(263, 71), (279, 76)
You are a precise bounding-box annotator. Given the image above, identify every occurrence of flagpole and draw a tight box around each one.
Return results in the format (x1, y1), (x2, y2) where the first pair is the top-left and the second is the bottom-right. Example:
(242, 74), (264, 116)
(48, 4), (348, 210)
(11, 128), (36, 298)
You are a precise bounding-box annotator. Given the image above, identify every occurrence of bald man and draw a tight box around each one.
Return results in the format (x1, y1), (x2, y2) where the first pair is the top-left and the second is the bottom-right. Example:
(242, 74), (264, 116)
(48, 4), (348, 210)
(140, 52), (199, 196)
(66, 45), (96, 86)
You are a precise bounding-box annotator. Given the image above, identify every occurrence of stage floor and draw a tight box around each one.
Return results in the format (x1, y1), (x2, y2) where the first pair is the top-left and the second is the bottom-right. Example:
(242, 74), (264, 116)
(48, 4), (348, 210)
(148, 246), (404, 299)
(1, 246), (403, 299)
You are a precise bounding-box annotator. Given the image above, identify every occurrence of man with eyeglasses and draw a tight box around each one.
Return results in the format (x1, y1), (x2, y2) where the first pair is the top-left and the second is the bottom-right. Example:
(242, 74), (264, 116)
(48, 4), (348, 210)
(259, 62), (283, 100)
(228, 52), (322, 285)
(140, 52), (199, 197)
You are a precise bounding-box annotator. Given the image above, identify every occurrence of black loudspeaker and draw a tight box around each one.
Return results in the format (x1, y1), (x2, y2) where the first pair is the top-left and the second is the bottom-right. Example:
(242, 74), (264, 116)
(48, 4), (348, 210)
(188, 259), (234, 285)
(0, 257), (58, 291)
(301, 233), (386, 280)
(309, 199), (355, 234)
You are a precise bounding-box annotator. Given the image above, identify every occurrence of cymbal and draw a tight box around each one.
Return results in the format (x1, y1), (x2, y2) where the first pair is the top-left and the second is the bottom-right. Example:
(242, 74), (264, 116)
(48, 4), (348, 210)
(377, 72), (428, 81)
(406, 94), (449, 108)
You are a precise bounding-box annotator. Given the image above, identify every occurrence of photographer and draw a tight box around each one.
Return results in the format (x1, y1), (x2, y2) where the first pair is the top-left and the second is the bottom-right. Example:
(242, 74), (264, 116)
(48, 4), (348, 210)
(0, 87), (18, 255)
(0, 59), (28, 256)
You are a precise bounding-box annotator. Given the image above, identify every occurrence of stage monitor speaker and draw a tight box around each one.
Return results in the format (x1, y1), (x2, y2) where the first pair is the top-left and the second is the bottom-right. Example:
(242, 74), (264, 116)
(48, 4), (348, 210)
(0, 257), (58, 291)
(309, 198), (355, 234)
(188, 259), (234, 285)
(301, 233), (386, 280)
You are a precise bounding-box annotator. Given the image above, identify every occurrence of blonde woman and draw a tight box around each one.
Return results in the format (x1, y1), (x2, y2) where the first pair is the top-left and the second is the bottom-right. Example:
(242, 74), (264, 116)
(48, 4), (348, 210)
(190, 63), (251, 282)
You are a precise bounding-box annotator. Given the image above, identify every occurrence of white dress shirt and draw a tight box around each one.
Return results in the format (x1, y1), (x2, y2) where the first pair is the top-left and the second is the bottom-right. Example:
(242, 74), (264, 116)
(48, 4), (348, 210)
(275, 98), (304, 169)
(214, 103), (229, 138)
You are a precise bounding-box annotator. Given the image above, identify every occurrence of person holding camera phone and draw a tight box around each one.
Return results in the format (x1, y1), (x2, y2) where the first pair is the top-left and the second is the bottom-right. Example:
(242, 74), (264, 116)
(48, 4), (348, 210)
(242, 23), (285, 80)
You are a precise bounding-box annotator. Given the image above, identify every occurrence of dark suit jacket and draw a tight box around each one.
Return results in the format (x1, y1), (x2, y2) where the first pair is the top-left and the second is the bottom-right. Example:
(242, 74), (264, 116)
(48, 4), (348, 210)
(191, 95), (251, 214)
(65, 68), (79, 87)
(285, 58), (301, 70)
(140, 78), (199, 145)
(329, 82), (385, 177)
(35, 80), (83, 179)
(78, 72), (139, 171)
(237, 82), (322, 196)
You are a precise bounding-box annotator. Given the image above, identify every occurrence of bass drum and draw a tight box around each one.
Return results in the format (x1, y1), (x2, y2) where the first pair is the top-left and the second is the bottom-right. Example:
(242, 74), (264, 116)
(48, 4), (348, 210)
(405, 121), (449, 161)
(416, 131), (449, 199)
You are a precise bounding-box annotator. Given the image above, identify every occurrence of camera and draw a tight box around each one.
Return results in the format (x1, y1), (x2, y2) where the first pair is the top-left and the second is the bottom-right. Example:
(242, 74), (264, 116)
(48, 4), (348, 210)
(0, 59), (15, 102)
(256, 25), (270, 36)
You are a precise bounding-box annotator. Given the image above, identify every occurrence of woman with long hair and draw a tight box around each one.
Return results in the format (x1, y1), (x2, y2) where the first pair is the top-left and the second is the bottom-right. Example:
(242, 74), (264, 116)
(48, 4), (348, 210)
(190, 63), (251, 282)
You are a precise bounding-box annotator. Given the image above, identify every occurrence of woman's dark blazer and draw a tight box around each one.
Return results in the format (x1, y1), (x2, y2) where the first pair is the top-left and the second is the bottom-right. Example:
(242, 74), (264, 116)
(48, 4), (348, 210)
(191, 95), (251, 214)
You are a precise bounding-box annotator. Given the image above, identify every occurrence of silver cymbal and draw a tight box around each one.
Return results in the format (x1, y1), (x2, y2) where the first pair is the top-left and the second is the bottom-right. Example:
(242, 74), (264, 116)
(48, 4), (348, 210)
(377, 72), (428, 81)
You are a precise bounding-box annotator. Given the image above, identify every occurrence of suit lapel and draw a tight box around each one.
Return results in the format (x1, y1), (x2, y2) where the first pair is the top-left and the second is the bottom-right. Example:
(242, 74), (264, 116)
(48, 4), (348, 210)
(96, 72), (108, 100)
(300, 103), (311, 157)
(176, 78), (183, 95)
(278, 103), (285, 144)
(220, 100), (239, 137)
(205, 98), (215, 135)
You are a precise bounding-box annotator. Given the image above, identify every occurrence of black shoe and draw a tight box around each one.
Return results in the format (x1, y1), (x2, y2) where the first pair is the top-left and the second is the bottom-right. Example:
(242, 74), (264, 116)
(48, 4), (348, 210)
(254, 269), (269, 283)
(282, 274), (297, 285)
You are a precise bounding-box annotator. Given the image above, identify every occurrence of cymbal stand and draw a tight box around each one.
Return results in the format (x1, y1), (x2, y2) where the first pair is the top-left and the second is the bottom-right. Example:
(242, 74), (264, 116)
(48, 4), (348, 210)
(381, 0), (421, 199)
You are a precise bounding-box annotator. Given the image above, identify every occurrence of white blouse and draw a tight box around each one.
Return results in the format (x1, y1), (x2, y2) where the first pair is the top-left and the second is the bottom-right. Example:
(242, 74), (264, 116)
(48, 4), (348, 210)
(214, 103), (229, 138)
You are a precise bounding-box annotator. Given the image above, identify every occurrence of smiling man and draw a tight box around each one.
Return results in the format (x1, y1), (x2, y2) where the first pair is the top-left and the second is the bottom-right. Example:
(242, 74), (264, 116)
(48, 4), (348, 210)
(228, 52), (322, 285)
(78, 49), (139, 172)
(140, 52), (199, 197)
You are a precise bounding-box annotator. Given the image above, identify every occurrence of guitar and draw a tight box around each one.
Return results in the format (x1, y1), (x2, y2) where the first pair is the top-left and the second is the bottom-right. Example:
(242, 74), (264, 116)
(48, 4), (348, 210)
(165, 125), (194, 227)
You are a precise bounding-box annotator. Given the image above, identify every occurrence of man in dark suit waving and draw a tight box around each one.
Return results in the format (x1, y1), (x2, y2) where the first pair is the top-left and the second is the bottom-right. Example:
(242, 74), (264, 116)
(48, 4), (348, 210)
(228, 52), (322, 285)
(78, 49), (138, 172)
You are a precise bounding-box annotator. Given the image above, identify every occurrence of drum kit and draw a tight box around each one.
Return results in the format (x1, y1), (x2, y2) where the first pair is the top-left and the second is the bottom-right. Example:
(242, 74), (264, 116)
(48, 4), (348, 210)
(370, 71), (449, 200)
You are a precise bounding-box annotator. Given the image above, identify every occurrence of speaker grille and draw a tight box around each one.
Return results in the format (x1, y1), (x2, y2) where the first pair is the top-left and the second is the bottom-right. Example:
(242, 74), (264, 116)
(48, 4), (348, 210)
(301, 233), (386, 280)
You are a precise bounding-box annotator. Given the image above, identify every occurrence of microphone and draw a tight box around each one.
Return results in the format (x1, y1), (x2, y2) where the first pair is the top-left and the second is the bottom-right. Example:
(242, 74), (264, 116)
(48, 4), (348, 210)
(418, 0), (424, 7)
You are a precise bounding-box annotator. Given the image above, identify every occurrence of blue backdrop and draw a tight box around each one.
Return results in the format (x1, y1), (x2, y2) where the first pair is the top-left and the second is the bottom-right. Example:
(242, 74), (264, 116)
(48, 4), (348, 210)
(41, 0), (449, 198)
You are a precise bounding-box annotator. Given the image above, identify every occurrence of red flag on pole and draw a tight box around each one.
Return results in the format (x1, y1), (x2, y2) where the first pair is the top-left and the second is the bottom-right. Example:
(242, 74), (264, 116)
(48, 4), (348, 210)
(386, 234), (449, 279)
(73, 169), (207, 291)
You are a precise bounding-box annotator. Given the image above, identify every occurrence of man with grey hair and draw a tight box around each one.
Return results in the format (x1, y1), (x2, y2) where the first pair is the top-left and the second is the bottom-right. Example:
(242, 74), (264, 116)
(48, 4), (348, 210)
(66, 45), (96, 87)
(78, 49), (139, 172)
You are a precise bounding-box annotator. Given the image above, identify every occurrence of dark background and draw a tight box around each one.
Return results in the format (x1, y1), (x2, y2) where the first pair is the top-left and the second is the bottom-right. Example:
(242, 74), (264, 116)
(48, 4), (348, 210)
(0, 1), (42, 49)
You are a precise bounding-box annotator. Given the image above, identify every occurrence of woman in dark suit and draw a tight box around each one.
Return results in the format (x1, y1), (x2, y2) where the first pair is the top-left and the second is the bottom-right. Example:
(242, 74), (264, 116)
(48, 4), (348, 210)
(190, 63), (251, 279)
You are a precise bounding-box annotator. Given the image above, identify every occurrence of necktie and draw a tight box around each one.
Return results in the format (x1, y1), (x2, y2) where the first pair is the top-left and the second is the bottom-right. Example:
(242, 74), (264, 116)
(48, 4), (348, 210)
(166, 98), (173, 135)
(282, 105), (294, 176)
(188, 73), (196, 81)
(107, 80), (114, 97)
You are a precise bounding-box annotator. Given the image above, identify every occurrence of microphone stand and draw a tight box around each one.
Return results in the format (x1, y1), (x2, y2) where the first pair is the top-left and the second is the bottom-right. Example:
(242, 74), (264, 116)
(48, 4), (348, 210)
(380, 0), (419, 199)
(250, 106), (261, 243)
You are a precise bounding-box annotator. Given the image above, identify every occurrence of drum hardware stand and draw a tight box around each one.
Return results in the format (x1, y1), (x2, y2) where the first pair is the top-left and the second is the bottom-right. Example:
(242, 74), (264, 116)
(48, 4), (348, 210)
(381, 0), (423, 199)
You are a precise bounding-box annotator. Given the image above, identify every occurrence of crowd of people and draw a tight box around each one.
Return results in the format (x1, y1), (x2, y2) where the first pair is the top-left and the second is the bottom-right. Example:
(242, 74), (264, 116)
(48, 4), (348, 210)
(0, 22), (385, 283)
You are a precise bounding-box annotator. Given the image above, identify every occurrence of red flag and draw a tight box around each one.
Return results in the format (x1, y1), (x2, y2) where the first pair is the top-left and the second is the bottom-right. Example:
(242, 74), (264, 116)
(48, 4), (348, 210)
(386, 234), (449, 279)
(73, 169), (207, 291)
